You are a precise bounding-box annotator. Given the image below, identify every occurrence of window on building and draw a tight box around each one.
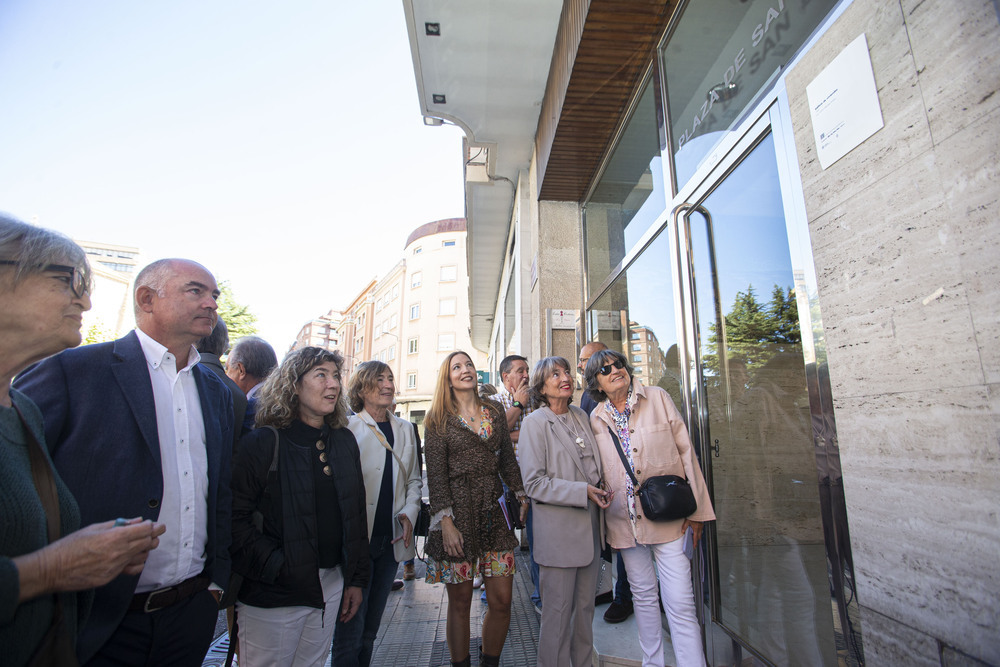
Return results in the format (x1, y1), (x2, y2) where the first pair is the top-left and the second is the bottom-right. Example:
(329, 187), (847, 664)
(631, 333), (640, 340)
(633, 355), (642, 362)
(389, 314), (398, 329)
(442, 240), (456, 247)
(438, 333), (455, 350)
(411, 271), (422, 288)
(388, 346), (396, 361)
(409, 303), (420, 320)
(440, 265), (457, 282)
(408, 337), (418, 354)
(634, 368), (643, 374)
(407, 373), (417, 389)
(380, 350), (387, 362)
(413, 247), (422, 255)
(632, 344), (641, 351)
(438, 298), (457, 316)
(392, 284), (399, 299)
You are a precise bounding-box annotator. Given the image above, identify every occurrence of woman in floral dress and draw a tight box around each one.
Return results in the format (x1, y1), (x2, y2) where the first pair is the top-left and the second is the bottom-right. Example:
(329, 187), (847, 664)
(423, 351), (528, 667)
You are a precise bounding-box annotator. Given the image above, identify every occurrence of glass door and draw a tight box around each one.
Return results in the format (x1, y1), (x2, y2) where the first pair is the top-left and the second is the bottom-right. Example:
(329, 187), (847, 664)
(682, 127), (839, 666)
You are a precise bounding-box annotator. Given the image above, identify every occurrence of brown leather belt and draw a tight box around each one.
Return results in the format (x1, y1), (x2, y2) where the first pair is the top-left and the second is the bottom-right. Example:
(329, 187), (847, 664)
(128, 575), (210, 613)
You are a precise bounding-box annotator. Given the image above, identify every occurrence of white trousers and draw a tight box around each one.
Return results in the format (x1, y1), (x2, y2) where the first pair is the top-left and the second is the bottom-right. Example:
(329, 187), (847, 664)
(619, 540), (706, 667)
(236, 566), (344, 667)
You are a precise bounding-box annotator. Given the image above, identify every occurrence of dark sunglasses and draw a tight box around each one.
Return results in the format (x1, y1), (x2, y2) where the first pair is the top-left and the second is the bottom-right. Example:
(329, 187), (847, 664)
(0, 260), (89, 298)
(598, 359), (626, 375)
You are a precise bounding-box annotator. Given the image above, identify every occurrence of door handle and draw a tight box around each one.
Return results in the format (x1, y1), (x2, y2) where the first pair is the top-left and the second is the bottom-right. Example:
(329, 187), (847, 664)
(713, 439), (720, 457)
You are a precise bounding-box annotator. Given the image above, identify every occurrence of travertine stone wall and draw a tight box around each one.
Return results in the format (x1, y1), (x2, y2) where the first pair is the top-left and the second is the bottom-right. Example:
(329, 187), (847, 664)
(535, 200), (584, 363)
(784, 0), (1000, 664)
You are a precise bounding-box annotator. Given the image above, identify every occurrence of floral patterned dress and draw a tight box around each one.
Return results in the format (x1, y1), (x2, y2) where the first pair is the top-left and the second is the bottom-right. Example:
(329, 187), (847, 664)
(424, 401), (524, 583)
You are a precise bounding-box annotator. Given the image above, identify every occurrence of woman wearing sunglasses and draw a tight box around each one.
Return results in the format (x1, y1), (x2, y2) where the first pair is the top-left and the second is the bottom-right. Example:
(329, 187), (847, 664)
(584, 348), (715, 667)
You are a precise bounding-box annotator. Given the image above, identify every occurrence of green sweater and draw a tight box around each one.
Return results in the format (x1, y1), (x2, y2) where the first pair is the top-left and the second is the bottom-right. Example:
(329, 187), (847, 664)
(0, 389), (87, 666)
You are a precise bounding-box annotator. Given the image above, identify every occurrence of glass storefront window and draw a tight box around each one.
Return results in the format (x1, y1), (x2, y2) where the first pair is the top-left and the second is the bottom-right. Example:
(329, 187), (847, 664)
(663, 0), (837, 188)
(583, 74), (667, 293)
(588, 229), (683, 407)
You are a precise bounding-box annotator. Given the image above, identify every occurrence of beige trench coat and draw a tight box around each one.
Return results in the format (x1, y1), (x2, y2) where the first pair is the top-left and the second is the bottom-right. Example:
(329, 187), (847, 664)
(591, 380), (715, 549)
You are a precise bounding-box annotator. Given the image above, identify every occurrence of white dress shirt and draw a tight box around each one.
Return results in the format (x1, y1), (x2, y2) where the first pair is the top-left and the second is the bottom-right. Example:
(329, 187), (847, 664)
(134, 328), (210, 592)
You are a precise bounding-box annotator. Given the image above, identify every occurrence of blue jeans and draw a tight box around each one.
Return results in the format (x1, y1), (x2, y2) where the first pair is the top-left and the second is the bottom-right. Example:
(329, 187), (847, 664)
(332, 535), (398, 667)
(614, 549), (633, 605)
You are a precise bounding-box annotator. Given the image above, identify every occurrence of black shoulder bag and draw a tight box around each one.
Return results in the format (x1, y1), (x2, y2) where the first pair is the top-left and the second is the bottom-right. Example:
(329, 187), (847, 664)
(606, 425), (697, 522)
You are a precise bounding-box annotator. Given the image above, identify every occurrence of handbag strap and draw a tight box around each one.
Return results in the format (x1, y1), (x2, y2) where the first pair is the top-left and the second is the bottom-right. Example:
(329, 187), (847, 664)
(365, 420), (406, 470)
(13, 402), (61, 544)
(606, 425), (640, 488)
(264, 425), (279, 473)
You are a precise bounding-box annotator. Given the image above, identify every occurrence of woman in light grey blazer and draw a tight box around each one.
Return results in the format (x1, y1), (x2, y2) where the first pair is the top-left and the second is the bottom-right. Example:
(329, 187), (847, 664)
(518, 357), (612, 667)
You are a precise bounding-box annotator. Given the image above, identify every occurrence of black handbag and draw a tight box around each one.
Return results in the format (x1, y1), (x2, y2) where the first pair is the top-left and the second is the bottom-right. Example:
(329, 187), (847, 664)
(413, 500), (431, 537)
(607, 426), (697, 522)
(502, 486), (524, 530)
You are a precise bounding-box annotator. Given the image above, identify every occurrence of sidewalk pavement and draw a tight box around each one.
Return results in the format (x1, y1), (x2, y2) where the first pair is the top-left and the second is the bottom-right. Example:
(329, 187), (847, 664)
(202, 544), (655, 666)
(202, 543), (541, 667)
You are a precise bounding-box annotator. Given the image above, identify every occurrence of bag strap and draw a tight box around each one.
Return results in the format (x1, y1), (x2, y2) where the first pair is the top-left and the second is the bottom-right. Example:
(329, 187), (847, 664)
(365, 420), (406, 470)
(606, 425), (640, 488)
(13, 403), (61, 544)
(264, 425), (280, 473)
(13, 401), (74, 665)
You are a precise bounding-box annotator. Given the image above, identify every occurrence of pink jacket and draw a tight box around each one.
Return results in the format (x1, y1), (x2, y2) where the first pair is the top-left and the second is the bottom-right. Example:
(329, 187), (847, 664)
(590, 380), (715, 548)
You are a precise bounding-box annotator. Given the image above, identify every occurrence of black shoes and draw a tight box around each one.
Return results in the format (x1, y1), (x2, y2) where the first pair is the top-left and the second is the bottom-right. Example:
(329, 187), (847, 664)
(603, 600), (634, 623)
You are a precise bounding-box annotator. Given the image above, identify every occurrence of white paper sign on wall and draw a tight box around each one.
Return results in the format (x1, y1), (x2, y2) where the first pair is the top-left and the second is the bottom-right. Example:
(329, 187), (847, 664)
(806, 33), (884, 170)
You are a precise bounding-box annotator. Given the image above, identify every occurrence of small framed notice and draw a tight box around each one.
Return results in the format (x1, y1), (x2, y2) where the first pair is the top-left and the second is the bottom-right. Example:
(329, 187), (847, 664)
(806, 33), (884, 169)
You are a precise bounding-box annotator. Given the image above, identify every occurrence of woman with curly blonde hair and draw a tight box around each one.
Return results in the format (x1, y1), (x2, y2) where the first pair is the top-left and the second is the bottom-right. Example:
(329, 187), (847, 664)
(424, 351), (527, 667)
(230, 347), (371, 666)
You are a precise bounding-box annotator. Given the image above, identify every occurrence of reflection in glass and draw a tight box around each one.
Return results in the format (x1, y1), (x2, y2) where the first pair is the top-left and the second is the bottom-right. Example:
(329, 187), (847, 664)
(689, 133), (837, 665)
(584, 75), (667, 293)
(662, 0), (837, 188)
(588, 230), (682, 408)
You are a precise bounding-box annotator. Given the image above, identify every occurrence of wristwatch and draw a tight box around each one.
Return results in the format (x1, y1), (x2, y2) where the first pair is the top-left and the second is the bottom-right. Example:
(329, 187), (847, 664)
(512, 400), (524, 410)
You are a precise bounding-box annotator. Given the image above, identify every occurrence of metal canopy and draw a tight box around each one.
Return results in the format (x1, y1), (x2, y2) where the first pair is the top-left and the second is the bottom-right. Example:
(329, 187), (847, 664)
(402, 0), (564, 351)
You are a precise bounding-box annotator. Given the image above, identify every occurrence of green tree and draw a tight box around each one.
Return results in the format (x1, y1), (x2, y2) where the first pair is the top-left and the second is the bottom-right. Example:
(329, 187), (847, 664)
(217, 280), (258, 340)
(704, 283), (800, 382)
(83, 318), (116, 345)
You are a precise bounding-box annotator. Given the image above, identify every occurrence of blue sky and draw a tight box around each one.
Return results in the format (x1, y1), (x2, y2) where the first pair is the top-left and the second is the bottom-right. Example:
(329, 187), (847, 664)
(0, 0), (466, 350)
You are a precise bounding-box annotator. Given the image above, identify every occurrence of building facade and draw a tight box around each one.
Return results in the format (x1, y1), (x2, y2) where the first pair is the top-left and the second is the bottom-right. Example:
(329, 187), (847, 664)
(298, 219), (485, 430)
(405, 1), (999, 665)
(393, 218), (486, 429)
(292, 308), (342, 352)
(335, 279), (377, 379)
(76, 239), (140, 341)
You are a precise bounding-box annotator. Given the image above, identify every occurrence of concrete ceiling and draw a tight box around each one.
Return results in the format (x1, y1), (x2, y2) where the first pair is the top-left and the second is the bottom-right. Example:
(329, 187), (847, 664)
(402, 0), (564, 352)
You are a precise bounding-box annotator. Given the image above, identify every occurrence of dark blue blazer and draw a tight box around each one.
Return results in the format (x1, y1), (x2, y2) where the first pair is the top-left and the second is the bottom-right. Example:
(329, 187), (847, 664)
(15, 331), (233, 663)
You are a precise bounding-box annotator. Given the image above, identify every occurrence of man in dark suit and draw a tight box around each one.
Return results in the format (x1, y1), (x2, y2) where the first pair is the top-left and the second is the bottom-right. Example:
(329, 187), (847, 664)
(196, 316), (248, 445)
(224, 335), (277, 431)
(16, 258), (234, 666)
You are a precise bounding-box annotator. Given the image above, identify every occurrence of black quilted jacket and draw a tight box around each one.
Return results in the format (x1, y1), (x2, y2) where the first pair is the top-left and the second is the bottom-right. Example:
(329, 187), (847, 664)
(230, 420), (370, 609)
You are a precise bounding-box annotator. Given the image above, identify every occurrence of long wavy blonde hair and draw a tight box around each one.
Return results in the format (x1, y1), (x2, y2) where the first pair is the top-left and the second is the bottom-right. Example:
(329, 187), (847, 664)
(424, 350), (482, 436)
(254, 347), (349, 429)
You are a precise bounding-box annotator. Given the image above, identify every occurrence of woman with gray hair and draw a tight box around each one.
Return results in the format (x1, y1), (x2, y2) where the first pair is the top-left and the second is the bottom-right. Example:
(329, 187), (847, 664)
(230, 347), (370, 666)
(584, 347), (715, 667)
(332, 360), (422, 667)
(0, 214), (164, 666)
(517, 356), (611, 667)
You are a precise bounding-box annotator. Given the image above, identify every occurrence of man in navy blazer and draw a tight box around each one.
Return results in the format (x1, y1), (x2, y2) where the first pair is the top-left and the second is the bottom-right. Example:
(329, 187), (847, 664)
(16, 258), (234, 666)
